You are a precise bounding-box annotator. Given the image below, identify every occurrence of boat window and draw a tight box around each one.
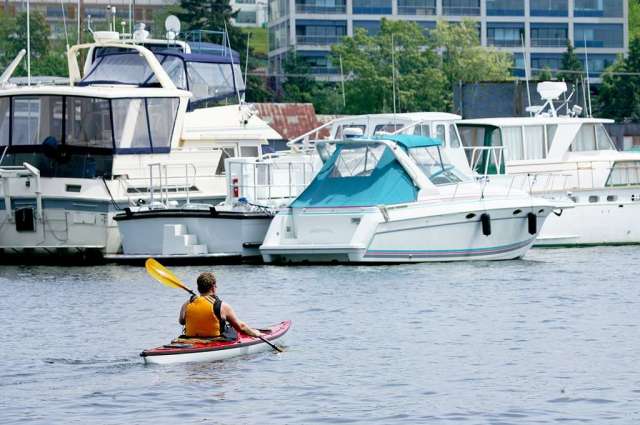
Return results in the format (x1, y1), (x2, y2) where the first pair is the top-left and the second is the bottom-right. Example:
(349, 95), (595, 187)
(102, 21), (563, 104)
(334, 125), (365, 139)
(435, 124), (446, 146)
(588, 195), (599, 203)
(65, 97), (113, 148)
(187, 62), (244, 102)
(240, 146), (259, 157)
(596, 124), (615, 150)
(413, 124), (431, 137)
(0, 97), (9, 146)
(449, 124), (461, 148)
(317, 142), (336, 162)
(546, 125), (557, 152)
(409, 146), (466, 185)
(146, 98), (180, 150)
(112, 99), (151, 149)
(572, 124), (597, 151)
(331, 144), (386, 178)
(502, 126), (524, 160)
(83, 53), (154, 85)
(215, 147), (236, 175)
(374, 123), (404, 134)
(12, 96), (63, 146)
(524, 125), (545, 159)
(605, 161), (640, 186)
(145, 55), (188, 89)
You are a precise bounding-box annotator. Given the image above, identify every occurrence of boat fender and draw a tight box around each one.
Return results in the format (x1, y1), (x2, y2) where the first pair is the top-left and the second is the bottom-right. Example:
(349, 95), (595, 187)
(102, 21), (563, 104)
(527, 212), (537, 235)
(480, 213), (491, 236)
(124, 207), (132, 217)
(209, 206), (218, 216)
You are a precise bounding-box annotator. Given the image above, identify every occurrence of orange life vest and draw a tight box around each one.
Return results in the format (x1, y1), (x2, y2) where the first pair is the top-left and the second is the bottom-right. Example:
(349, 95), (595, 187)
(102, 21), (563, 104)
(184, 295), (225, 338)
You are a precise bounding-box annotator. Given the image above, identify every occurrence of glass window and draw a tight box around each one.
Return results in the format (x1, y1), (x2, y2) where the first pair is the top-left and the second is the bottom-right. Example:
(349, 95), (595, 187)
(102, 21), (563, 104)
(546, 125), (557, 151)
(112, 99), (150, 149)
(524, 125), (545, 159)
(236, 10), (257, 23)
(443, 0), (480, 15)
(502, 126), (524, 160)
(486, 0), (524, 16)
(487, 24), (524, 47)
(530, 24), (568, 47)
(352, 0), (392, 14)
(187, 62), (244, 102)
(240, 146), (259, 157)
(606, 161), (640, 186)
(83, 53), (154, 85)
(572, 124), (597, 151)
(409, 146), (467, 185)
(435, 124), (446, 146)
(595, 124), (615, 150)
(374, 123), (403, 134)
(215, 147), (236, 175)
(65, 97), (113, 148)
(575, 0), (623, 17)
(12, 96), (64, 146)
(146, 98), (180, 150)
(353, 21), (381, 35)
(0, 97), (9, 146)
(574, 24), (623, 48)
(331, 144), (386, 177)
(397, 0), (436, 15)
(449, 124), (461, 148)
(413, 124), (431, 137)
(530, 0), (567, 16)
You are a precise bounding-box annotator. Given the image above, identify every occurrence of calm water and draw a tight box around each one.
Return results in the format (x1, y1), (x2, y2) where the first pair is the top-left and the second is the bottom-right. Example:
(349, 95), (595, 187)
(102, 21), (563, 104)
(1, 247), (639, 424)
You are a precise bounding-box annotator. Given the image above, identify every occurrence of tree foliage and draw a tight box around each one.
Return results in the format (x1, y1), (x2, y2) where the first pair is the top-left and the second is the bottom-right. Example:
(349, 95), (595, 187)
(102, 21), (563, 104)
(630, 0), (640, 41)
(324, 19), (511, 114)
(556, 42), (583, 83)
(597, 38), (640, 121)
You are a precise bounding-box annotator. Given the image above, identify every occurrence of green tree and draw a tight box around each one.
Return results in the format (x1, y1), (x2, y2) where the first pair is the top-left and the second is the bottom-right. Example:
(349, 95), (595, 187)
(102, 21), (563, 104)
(331, 19), (449, 114)
(556, 42), (583, 83)
(630, 0), (640, 41)
(536, 66), (553, 81)
(597, 38), (640, 121)
(430, 20), (513, 85)
(281, 51), (319, 104)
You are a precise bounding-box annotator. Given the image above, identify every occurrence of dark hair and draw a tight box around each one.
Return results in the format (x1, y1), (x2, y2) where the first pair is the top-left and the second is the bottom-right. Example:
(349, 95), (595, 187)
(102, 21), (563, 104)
(197, 272), (216, 294)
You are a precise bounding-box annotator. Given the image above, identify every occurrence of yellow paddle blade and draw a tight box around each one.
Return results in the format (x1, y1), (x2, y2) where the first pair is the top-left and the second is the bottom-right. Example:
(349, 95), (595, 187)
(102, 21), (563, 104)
(145, 258), (194, 295)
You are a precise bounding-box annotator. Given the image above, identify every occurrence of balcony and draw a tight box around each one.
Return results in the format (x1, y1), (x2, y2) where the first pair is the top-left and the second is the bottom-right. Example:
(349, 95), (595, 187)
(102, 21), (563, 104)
(442, 6), (480, 16)
(530, 37), (568, 48)
(296, 35), (342, 46)
(398, 6), (436, 15)
(295, 4), (346, 14)
(487, 38), (522, 48)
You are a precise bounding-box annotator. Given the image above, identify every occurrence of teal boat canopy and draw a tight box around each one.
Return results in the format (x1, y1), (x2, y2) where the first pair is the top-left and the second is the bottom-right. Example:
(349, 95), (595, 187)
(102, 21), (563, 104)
(291, 142), (417, 208)
(372, 134), (442, 150)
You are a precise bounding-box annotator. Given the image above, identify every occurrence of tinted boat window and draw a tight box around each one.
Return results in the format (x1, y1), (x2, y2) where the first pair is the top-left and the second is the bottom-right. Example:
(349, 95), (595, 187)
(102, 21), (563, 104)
(65, 97), (113, 148)
(12, 96), (63, 146)
(187, 62), (243, 102)
(0, 97), (9, 146)
(147, 98), (180, 150)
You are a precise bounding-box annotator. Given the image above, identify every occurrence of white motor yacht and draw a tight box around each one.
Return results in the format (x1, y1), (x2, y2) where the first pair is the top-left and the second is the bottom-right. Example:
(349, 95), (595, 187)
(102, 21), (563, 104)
(0, 26), (280, 259)
(260, 133), (557, 263)
(458, 81), (640, 246)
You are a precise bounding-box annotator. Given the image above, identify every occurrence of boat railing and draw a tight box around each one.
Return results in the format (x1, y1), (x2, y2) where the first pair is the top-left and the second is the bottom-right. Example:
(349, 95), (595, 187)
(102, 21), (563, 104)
(226, 157), (317, 206)
(287, 119), (336, 153)
(120, 162), (199, 207)
(464, 146), (506, 177)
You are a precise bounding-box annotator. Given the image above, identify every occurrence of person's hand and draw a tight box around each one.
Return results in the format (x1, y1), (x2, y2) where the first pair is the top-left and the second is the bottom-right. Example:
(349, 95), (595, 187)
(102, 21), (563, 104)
(251, 329), (263, 337)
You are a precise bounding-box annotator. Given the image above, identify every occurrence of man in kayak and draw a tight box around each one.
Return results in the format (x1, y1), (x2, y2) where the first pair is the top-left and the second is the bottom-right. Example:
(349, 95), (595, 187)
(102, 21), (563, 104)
(179, 272), (262, 339)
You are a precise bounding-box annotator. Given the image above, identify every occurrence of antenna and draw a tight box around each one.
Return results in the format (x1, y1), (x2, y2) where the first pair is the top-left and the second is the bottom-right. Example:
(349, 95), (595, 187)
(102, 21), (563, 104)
(223, 21), (242, 105)
(128, 0), (132, 36)
(583, 38), (593, 118)
(339, 55), (346, 108)
(521, 33), (532, 116)
(26, 0), (31, 86)
(59, 0), (70, 52)
(243, 31), (250, 94)
(391, 33), (397, 116)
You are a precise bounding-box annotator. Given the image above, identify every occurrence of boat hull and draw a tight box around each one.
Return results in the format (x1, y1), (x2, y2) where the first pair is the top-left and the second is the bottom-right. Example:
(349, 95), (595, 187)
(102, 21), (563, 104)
(261, 200), (553, 263)
(141, 321), (290, 365)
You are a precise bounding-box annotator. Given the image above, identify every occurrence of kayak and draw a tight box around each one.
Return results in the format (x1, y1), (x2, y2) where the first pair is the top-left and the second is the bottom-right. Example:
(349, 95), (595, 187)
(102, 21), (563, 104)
(141, 320), (291, 365)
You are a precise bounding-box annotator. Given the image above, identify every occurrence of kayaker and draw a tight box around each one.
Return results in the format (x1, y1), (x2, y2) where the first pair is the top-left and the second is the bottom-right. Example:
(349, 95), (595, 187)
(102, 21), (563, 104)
(179, 272), (262, 339)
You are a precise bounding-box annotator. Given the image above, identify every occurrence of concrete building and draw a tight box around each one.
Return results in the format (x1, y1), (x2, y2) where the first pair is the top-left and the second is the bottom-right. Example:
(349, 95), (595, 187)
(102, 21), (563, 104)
(268, 0), (629, 80)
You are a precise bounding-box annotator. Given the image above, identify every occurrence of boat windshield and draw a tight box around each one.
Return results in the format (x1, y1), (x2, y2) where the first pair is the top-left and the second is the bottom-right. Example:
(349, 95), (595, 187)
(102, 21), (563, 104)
(330, 144), (386, 177)
(570, 123), (616, 152)
(81, 51), (245, 108)
(409, 146), (469, 185)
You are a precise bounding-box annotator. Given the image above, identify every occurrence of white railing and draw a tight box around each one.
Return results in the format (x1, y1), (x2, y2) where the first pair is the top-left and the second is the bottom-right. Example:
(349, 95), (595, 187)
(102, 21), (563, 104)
(120, 162), (200, 208)
(464, 146), (505, 177)
(0, 162), (42, 221)
(226, 158), (317, 207)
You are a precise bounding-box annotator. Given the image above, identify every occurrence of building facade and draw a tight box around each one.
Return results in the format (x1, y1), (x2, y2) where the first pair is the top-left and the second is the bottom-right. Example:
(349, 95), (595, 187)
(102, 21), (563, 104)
(230, 0), (268, 28)
(268, 0), (629, 80)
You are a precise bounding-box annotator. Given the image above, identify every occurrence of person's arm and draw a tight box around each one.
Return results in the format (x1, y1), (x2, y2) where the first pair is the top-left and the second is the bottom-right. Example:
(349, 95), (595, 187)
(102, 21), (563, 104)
(179, 300), (189, 325)
(221, 303), (262, 337)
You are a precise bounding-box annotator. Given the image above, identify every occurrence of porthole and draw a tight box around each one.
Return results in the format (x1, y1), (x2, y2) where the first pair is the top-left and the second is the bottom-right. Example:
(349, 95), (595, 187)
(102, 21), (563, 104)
(465, 213), (476, 219)
(538, 209), (544, 214)
(512, 209), (522, 215)
(588, 195), (599, 203)
(607, 195), (617, 202)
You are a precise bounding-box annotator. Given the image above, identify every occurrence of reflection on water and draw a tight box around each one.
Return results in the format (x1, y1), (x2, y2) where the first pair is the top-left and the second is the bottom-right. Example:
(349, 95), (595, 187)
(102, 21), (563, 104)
(1, 247), (639, 424)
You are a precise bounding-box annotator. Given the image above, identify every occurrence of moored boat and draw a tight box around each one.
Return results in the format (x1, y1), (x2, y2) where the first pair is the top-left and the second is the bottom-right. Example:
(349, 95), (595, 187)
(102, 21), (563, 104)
(141, 320), (291, 364)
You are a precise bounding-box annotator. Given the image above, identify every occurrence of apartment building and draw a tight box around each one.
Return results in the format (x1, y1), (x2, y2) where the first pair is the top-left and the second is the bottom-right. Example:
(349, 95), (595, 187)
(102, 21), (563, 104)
(230, 0), (268, 27)
(268, 0), (629, 79)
